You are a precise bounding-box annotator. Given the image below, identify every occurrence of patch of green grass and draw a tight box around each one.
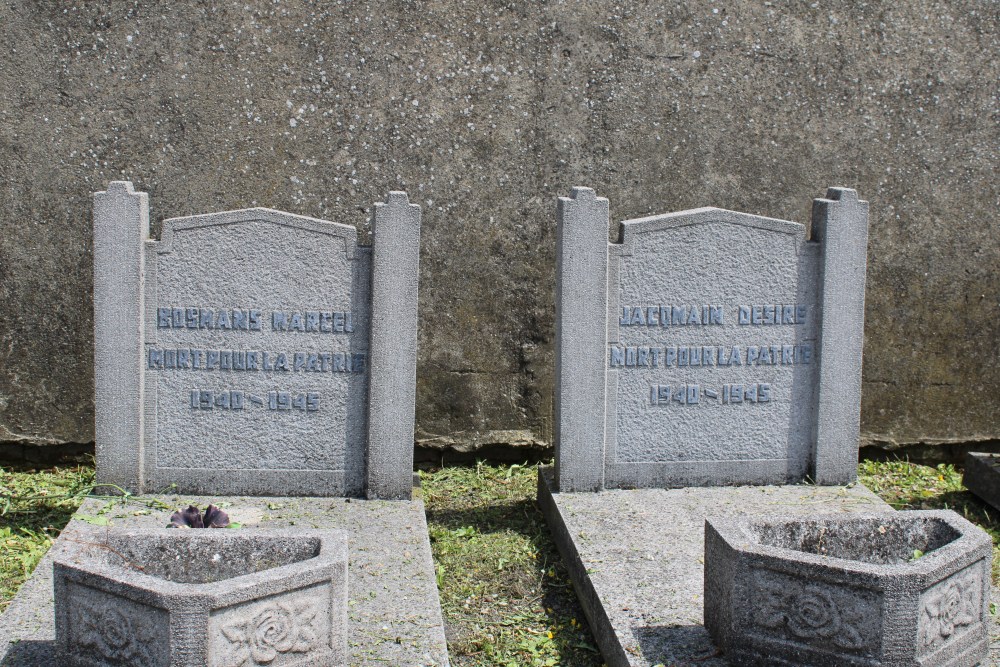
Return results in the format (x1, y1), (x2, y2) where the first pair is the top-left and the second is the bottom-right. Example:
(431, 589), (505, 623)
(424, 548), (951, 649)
(0, 462), (96, 611)
(421, 462), (602, 667)
(858, 459), (1000, 584)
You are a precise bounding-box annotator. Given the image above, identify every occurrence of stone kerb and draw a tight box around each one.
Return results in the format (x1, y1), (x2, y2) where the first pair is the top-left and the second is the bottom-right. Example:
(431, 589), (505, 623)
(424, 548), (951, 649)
(704, 511), (992, 666)
(963, 452), (1000, 512)
(93, 181), (420, 499)
(54, 528), (348, 667)
(553, 187), (869, 491)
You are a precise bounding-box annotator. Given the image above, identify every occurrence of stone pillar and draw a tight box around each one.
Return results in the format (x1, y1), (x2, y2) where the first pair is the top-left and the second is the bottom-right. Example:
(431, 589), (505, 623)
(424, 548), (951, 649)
(554, 187), (609, 492)
(812, 187), (869, 484)
(365, 192), (421, 500)
(93, 181), (149, 493)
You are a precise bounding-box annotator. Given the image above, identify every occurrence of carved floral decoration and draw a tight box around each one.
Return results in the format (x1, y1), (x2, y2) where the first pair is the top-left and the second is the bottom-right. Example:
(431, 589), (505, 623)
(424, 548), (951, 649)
(76, 602), (157, 666)
(757, 581), (866, 650)
(221, 600), (319, 666)
(919, 572), (979, 649)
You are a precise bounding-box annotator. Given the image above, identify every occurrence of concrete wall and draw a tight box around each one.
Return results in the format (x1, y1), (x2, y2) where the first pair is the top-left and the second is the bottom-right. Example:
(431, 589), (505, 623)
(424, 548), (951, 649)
(1, 0), (996, 455)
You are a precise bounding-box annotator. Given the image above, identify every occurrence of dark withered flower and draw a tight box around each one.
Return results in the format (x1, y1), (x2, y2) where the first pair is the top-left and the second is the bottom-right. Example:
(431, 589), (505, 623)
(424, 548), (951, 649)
(203, 504), (230, 528)
(169, 504), (230, 529)
(169, 505), (204, 528)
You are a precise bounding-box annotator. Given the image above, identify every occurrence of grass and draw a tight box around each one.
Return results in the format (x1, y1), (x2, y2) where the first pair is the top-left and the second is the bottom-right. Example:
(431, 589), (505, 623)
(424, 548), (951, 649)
(858, 459), (1000, 584)
(0, 462), (95, 612)
(420, 462), (602, 667)
(1, 457), (999, 663)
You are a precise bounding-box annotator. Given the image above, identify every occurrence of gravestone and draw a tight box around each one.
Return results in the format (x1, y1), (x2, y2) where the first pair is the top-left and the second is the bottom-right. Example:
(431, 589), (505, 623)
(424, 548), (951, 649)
(963, 452), (1000, 512)
(93, 181), (420, 499)
(540, 186), (918, 667)
(554, 186), (869, 491)
(0, 181), (449, 666)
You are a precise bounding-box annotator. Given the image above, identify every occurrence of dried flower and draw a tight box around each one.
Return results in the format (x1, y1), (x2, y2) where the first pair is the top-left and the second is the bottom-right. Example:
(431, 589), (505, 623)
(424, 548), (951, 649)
(169, 504), (230, 529)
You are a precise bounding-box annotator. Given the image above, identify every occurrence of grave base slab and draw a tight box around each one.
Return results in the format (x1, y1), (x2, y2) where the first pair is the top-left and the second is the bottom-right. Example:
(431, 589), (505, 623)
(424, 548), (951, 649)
(964, 452), (1000, 513)
(537, 467), (1000, 667)
(0, 494), (449, 667)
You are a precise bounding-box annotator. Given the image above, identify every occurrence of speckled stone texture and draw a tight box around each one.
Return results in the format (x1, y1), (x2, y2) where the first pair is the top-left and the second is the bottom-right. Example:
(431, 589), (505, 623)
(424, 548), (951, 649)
(963, 452), (1000, 513)
(537, 468), (1000, 667)
(93, 182), (419, 499)
(1, 2), (997, 455)
(555, 187), (867, 490)
(54, 529), (348, 667)
(705, 511), (992, 666)
(0, 496), (449, 667)
(606, 198), (824, 488)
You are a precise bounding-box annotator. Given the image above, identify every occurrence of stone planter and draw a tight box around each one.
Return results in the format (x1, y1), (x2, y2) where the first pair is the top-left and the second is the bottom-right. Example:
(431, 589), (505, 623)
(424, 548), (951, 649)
(704, 510), (992, 667)
(53, 528), (348, 667)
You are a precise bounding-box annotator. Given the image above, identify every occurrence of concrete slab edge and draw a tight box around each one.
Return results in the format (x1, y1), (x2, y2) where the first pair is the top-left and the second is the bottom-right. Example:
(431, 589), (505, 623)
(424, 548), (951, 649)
(964, 452), (1000, 513)
(0, 496), (450, 667)
(537, 467), (630, 667)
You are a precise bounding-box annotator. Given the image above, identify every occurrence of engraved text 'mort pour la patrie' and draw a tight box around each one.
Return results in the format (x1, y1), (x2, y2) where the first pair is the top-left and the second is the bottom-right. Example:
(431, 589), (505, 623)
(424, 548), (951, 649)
(148, 305), (365, 414)
(611, 303), (813, 407)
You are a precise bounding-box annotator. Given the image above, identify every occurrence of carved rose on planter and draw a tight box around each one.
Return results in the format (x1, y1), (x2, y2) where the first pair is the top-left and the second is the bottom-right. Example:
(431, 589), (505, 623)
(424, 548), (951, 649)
(77, 603), (157, 666)
(221, 600), (318, 666)
(757, 582), (865, 650)
(919, 571), (979, 649)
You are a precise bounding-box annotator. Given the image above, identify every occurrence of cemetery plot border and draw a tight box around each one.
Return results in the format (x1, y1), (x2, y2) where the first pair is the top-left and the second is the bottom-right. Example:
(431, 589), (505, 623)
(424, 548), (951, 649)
(0, 495), (450, 666)
(538, 467), (899, 667)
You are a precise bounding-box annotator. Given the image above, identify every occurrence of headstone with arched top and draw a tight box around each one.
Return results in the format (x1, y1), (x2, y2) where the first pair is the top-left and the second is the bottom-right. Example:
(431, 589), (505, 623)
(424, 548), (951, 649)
(553, 186), (869, 492)
(93, 181), (420, 499)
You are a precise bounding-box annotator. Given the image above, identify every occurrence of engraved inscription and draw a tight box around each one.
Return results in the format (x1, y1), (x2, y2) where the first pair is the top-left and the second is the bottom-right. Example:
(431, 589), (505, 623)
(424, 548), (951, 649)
(609, 344), (812, 368)
(619, 304), (724, 326)
(156, 306), (356, 334)
(272, 310), (354, 333)
(610, 301), (815, 420)
(190, 390), (320, 412)
(150, 303), (364, 417)
(157, 307), (263, 331)
(737, 304), (808, 325)
(918, 566), (981, 653)
(618, 304), (808, 327)
(149, 349), (366, 373)
(650, 383), (770, 406)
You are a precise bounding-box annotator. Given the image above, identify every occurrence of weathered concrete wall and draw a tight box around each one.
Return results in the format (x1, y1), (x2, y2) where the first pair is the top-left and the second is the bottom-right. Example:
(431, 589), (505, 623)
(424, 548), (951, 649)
(0, 0), (996, 453)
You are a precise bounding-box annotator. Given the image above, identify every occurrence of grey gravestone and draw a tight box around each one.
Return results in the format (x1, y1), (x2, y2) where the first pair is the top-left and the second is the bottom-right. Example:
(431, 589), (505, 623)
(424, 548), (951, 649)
(540, 187), (918, 667)
(94, 182), (420, 499)
(536, 469), (900, 667)
(963, 452), (1000, 512)
(554, 186), (869, 491)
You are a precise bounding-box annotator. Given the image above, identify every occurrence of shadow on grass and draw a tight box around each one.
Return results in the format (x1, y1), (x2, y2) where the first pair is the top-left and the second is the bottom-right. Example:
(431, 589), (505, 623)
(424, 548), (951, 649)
(913, 490), (999, 530)
(1, 640), (56, 665)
